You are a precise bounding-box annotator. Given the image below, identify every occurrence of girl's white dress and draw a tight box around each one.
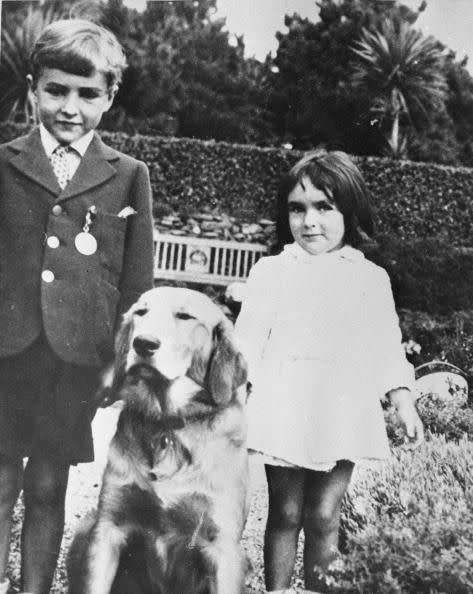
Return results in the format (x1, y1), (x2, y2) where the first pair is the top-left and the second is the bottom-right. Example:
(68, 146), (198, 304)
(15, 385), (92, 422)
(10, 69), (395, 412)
(234, 243), (414, 469)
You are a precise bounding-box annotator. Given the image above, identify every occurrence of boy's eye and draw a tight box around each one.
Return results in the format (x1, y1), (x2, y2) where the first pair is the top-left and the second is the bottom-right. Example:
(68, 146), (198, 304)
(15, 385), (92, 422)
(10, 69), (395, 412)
(45, 85), (66, 96)
(80, 89), (103, 100)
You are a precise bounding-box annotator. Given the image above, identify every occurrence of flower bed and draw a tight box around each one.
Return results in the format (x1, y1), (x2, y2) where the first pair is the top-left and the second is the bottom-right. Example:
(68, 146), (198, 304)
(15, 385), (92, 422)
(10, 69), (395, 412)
(154, 207), (276, 245)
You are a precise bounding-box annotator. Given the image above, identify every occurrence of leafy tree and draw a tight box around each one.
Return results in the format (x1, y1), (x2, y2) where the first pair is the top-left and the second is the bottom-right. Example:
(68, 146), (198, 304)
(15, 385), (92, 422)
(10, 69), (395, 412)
(269, 0), (473, 165)
(269, 0), (424, 153)
(0, 0), (274, 144)
(99, 0), (275, 143)
(384, 45), (473, 166)
(350, 19), (448, 158)
(443, 53), (473, 167)
(0, 2), (64, 122)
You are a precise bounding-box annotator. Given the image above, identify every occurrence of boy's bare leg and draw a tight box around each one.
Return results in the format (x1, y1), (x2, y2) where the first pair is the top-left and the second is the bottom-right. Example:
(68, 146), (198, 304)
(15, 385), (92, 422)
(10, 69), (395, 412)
(0, 455), (23, 584)
(21, 452), (70, 594)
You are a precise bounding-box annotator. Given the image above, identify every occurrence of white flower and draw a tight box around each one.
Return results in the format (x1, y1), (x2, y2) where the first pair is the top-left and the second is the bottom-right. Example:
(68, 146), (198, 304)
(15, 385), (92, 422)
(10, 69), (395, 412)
(403, 339), (421, 355)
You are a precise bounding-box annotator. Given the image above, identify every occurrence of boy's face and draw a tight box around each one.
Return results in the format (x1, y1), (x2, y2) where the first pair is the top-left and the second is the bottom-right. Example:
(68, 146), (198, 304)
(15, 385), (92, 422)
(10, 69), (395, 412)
(30, 68), (116, 144)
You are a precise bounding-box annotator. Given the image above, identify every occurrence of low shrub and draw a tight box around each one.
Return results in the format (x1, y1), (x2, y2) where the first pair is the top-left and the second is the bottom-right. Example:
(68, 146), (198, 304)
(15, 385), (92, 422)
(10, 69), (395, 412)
(385, 400), (473, 446)
(398, 309), (473, 375)
(416, 400), (473, 441)
(334, 436), (473, 593)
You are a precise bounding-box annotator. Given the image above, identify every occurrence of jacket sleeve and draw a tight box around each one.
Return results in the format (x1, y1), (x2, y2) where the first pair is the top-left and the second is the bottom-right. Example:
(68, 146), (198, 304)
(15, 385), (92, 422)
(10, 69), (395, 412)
(234, 258), (273, 384)
(369, 267), (415, 396)
(118, 161), (154, 315)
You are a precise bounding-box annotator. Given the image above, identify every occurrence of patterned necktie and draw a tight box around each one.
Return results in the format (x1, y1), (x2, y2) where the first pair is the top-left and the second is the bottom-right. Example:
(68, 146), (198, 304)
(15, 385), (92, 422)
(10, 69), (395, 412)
(50, 145), (70, 190)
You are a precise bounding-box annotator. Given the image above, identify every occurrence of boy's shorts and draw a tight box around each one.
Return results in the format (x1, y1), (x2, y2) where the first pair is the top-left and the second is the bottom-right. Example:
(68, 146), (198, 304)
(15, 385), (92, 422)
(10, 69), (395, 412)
(0, 333), (100, 465)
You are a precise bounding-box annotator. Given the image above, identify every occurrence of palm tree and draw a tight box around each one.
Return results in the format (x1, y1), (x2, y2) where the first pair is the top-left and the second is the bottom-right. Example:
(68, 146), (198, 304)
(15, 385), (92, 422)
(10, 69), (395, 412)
(0, 4), (61, 123)
(350, 19), (448, 158)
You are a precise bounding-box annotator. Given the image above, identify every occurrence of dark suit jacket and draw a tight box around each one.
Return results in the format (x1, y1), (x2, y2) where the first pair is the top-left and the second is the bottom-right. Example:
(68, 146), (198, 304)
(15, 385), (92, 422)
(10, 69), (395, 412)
(0, 128), (154, 367)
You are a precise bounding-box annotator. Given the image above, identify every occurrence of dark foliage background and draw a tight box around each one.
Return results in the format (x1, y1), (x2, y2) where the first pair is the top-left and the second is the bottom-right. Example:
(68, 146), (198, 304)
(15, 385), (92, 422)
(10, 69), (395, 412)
(2, 122), (472, 324)
(2, 123), (472, 243)
(2, 0), (473, 166)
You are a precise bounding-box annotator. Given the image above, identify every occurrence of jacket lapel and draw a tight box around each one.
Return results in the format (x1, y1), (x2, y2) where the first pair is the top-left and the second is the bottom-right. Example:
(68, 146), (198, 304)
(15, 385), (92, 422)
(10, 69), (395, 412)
(59, 133), (118, 202)
(8, 128), (60, 197)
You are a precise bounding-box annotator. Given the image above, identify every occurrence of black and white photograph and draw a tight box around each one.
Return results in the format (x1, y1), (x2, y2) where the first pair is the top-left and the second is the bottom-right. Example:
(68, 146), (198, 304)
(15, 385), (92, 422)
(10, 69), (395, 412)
(0, 0), (473, 592)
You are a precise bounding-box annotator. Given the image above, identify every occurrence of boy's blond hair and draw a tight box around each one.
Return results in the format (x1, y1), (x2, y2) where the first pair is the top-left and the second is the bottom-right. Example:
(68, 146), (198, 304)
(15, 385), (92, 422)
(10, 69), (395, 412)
(30, 18), (127, 89)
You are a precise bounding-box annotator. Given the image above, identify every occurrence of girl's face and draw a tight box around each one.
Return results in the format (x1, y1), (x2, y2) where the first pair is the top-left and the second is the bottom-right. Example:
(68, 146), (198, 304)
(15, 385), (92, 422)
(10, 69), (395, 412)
(288, 176), (345, 255)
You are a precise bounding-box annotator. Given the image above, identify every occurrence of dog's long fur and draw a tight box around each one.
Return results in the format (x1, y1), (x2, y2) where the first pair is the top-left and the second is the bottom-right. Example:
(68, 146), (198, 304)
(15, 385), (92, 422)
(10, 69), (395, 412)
(67, 287), (249, 594)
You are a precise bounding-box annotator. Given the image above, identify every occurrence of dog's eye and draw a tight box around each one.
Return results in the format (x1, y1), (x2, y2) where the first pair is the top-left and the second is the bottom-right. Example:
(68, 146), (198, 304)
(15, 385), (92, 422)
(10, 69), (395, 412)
(134, 308), (148, 317)
(160, 435), (171, 450)
(175, 312), (196, 321)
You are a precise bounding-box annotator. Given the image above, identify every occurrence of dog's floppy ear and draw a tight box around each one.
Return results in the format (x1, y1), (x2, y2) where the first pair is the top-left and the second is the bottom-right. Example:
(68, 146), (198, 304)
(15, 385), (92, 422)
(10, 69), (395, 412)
(111, 309), (134, 395)
(207, 320), (247, 405)
(95, 310), (134, 406)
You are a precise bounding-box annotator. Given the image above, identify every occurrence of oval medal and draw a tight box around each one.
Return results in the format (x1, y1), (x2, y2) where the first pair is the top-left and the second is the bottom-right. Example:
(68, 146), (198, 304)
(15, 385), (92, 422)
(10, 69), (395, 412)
(75, 232), (97, 256)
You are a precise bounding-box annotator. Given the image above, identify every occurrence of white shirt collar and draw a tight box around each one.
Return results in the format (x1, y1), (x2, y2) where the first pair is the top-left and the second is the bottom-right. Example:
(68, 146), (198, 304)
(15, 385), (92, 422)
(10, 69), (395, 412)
(39, 123), (94, 158)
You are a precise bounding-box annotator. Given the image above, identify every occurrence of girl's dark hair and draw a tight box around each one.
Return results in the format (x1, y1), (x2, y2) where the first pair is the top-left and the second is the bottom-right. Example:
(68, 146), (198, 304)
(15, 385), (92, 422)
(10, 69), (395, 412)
(274, 149), (374, 253)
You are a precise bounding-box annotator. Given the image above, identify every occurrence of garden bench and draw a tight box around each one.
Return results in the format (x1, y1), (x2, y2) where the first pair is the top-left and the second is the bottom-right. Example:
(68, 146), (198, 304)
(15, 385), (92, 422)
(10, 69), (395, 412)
(153, 231), (267, 286)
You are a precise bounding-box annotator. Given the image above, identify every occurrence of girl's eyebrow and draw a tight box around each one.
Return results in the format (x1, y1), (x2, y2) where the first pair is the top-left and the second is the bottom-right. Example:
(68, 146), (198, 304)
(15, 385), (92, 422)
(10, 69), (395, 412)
(288, 197), (333, 207)
(45, 82), (67, 89)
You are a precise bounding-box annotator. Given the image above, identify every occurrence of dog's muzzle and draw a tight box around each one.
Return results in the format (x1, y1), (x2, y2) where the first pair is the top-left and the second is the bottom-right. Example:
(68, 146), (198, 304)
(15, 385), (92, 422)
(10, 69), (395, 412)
(133, 335), (161, 358)
(125, 362), (168, 386)
(119, 363), (171, 409)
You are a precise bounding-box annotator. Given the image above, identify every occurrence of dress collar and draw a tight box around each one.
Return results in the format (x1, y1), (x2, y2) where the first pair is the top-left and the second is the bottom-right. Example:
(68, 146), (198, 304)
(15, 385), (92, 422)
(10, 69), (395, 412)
(282, 242), (365, 263)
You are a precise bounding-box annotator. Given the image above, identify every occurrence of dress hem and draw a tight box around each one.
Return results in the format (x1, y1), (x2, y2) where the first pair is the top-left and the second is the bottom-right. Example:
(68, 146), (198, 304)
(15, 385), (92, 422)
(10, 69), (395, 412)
(249, 448), (388, 472)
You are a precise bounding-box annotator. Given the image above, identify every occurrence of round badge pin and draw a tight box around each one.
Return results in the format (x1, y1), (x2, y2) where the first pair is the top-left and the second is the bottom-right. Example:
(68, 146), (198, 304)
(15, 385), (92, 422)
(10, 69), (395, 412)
(75, 232), (97, 256)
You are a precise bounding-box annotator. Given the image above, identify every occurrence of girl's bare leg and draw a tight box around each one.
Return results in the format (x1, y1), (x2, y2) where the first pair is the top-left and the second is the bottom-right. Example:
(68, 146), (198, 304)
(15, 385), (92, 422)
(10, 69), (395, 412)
(264, 465), (306, 590)
(302, 461), (354, 591)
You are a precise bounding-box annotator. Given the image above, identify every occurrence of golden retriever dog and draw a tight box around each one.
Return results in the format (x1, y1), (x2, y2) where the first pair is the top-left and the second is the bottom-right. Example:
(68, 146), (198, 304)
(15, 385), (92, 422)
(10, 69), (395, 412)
(67, 287), (249, 594)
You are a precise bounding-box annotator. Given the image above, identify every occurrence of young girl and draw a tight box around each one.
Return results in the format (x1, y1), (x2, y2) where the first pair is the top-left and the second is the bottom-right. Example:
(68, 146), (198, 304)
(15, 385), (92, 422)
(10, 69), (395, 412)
(235, 150), (423, 593)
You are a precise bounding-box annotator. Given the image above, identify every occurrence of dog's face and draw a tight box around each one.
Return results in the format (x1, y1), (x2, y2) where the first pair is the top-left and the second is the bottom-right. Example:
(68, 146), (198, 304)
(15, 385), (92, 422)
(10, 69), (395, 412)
(112, 287), (247, 408)
(126, 287), (221, 380)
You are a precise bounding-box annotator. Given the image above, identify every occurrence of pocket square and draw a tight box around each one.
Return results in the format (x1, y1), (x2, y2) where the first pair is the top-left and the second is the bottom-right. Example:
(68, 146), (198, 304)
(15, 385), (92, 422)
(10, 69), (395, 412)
(117, 206), (137, 218)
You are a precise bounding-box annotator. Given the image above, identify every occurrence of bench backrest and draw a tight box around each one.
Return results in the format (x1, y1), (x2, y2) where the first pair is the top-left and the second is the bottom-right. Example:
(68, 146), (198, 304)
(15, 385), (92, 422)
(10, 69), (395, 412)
(154, 232), (267, 285)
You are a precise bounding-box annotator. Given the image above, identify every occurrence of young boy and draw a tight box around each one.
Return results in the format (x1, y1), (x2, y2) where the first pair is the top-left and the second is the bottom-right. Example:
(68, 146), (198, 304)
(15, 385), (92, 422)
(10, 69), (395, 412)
(0, 19), (155, 594)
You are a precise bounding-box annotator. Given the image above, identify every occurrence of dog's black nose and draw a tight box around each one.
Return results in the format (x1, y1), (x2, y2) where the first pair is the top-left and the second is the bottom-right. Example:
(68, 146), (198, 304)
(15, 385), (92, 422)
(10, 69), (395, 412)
(133, 335), (161, 357)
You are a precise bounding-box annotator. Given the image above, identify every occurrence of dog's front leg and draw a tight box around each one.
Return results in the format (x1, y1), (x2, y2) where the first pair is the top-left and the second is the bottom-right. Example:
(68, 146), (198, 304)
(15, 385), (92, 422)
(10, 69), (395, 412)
(211, 541), (247, 594)
(82, 521), (126, 594)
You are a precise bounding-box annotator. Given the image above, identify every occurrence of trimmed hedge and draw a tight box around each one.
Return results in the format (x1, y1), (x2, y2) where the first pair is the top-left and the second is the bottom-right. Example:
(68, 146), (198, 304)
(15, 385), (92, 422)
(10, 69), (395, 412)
(2, 123), (473, 246)
(364, 236), (473, 315)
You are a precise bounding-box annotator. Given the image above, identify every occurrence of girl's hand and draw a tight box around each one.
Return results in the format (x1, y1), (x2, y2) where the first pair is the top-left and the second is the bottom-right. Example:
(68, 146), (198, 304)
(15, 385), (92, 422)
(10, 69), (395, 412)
(388, 388), (424, 447)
